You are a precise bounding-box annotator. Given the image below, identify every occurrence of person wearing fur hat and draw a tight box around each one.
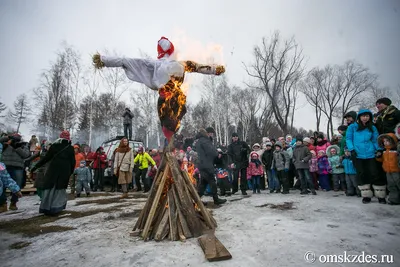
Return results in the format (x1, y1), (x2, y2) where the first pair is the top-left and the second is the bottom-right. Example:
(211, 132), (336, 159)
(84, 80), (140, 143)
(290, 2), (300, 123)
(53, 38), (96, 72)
(196, 129), (226, 204)
(227, 133), (251, 195)
(375, 98), (400, 135)
(326, 145), (346, 191)
(73, 161), (91, 197)
(30, 131), (75, 215)
(271, 142), (290, 194)
(377, 133), (400, 205)
(346, 109), (385, 204)
(248, 152), (264, 193)
(89, 147), (108, 192)
(293, 136), (316, 195)
(93, 37), (225, 142)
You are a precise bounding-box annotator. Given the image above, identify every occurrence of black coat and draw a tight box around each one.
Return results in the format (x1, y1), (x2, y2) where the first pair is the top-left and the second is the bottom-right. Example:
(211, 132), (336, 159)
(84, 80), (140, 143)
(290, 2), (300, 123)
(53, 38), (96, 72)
(32, 139), (75, 190)
(196, 134), (217, 172)
(227, 140), (251, 169)
(214, 153), (228, 169)
(375, 105), (400, 134)
(261, 149), (274, 170)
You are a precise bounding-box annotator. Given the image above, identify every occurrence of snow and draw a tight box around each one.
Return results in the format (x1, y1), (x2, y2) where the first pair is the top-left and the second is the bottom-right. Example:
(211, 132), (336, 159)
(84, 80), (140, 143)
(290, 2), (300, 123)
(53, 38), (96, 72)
(1, 190), (400, 267)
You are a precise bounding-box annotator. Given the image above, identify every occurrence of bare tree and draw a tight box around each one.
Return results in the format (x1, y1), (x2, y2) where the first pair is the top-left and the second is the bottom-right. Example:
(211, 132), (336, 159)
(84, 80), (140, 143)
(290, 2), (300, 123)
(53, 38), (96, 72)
(0, 99), (6, 118)
(244, 31), (305, 134)
(300, 74), (323, 132)
(8, 93), (31, 133)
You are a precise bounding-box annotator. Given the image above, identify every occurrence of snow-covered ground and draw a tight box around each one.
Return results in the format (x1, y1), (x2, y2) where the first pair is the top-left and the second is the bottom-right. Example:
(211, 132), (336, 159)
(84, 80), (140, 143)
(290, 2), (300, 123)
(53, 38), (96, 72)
(1, 190), (400, 267)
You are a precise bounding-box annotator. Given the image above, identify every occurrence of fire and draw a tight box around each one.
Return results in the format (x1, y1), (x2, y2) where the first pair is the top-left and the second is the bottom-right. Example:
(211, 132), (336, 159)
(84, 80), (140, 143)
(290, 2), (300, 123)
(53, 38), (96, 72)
(186, 163), (196, 186)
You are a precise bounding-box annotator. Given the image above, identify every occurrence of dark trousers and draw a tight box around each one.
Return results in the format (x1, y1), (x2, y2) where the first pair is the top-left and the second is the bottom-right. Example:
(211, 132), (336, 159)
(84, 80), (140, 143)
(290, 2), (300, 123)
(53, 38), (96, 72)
(135, 168), (148, 191)
(124, 124), (132, 139)
(297, 169), (315, 192)
(0, 167), (23, 204)
(110, 175), (118, 191)
(198, 169), (218, 200)
(93, 168), (104, 191)
(232, 167), (247, 192)
(260, 173), (266, 190)
(276, 170), (289, 193)
(252, 175), (261, 192)
(311, 172), (319, 189)
(353, 158), (384, 186)
(217, 177), (231, 195)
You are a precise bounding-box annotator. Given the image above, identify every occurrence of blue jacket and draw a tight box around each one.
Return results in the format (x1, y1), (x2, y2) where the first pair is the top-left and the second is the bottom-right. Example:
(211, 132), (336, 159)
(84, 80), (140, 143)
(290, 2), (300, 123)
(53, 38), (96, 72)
(0, 162), (20, 195)
(342, 157), (357, 175)
(346, 109), (380, 159)
(74, 167), (92, 182)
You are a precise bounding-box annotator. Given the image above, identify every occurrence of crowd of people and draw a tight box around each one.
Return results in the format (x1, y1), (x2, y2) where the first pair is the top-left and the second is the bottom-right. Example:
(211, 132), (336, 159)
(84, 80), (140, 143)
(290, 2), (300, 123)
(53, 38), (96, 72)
(0, 97), (399, 216)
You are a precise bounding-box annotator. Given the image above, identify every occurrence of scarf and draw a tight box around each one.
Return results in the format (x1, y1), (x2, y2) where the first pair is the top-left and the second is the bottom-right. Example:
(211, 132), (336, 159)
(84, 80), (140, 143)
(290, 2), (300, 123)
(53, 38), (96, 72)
(251, 158), (261, 168)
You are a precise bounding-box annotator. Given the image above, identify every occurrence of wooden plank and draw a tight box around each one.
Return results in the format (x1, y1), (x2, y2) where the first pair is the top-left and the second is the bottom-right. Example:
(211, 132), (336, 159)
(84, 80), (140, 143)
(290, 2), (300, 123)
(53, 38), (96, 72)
(141, 165), (170, 241)
(182, 170), (216, 229)
(198, 234), (232, 262)
(154, 209), (169, 241)
(166, 153), (204, 237)
(168, 187), (178, 241)
(150, 195), (168, 240)
(173, 186), (192, 238)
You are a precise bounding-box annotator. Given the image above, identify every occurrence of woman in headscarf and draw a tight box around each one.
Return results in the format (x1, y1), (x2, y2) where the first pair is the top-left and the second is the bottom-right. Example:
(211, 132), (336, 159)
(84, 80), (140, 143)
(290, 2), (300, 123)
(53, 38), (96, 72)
(31, 131), (75, 215)
(113, 138), (134, 198)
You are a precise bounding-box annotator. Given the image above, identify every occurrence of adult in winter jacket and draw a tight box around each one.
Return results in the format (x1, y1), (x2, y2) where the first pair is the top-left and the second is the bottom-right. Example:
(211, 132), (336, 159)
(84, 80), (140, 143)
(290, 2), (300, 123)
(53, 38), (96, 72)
(28, 141), (52, 200)
(89, 147), (108, 191)
(272, 142), (290, 193)
(31, 131), (75, 215)
(0, 134), (30, 210)
(262, 142), (280, 192)
(227, 132), (251, 195)
(122, 108), (134, 140)
(134, 146), (156, 192)
(346, 109), (384, 204)
(196, 128), (226, 205)
(316, 133), (331, 154)
(292, 136), (315, 195)
(114, 137), (134, 198)
(375, 98), (400, 135)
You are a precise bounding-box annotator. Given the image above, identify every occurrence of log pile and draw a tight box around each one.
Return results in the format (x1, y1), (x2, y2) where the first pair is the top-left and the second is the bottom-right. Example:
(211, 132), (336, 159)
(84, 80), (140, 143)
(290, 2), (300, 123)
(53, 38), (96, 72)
(132, 152), (217, 241)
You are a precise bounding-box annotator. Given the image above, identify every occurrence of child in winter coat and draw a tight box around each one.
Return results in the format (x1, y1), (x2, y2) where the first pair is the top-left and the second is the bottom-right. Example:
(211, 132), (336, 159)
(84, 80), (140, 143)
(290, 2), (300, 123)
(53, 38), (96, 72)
(74, 161), (92, 197)
(248, 152), (264, 193)
(0, 162), (23, 213)
(214, 149), (231, 196)
(317, 150), (332, 191)
(342, 149), (359, 196)
(377, 133), (400, 205)
(309, 150), (319, 190)
(272, 142), (290, 194)
(327, 145), (346, 191)
(292, 136), (316, 195)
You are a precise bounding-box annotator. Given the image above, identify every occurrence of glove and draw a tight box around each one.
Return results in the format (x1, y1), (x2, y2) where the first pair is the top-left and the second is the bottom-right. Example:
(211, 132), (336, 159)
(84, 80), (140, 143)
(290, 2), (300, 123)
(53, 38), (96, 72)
(284, 168), (289, 172)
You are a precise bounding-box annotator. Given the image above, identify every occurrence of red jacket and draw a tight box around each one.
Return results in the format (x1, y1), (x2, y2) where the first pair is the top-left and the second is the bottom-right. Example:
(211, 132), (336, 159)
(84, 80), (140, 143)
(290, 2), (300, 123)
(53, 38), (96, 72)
(248, 161), (264, 176)
(89, 152), (108, 169)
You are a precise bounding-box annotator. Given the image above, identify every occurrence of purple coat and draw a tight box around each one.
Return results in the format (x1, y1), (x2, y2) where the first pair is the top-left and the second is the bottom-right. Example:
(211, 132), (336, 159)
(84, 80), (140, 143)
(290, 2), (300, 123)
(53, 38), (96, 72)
(309, 157), (318, 173)
(317, 156), (331, 175)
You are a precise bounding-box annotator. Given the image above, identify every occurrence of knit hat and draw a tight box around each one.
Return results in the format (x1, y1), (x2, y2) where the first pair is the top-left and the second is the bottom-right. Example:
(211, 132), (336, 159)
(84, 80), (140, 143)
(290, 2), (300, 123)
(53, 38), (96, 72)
(303, 137), (311, 144)
(60, 130), (70, 140)
(343, 111), (357, 121)
(310, 150), (316, 156)
(250, 151), (259, 158)
(376, 97), (392, 106)
(275, 141), (283, 148)
(295, 135), (303, 142)
(157, 37), (175, 59)
(206, 127), (215, 134)
(232, 132), (238, 137)
(265, 142), (272, 147)
(252, 143), (261, 149)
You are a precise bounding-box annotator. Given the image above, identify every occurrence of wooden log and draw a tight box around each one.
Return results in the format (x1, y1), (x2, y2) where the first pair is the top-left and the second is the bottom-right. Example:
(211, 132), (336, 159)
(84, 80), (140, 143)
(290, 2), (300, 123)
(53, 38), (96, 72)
(166, 153), (204, 237)
(133, 170), (164, 231)
(198, 234), (232, 262)
(168, 187), (178, 241)
(154, 209), (169, 241)
(173, 186), (192, 238)
(150, 195), (168, 240)
(177, 219), (186, 241)
(181, 170), (216, 229)
(141, 165), (170, 241)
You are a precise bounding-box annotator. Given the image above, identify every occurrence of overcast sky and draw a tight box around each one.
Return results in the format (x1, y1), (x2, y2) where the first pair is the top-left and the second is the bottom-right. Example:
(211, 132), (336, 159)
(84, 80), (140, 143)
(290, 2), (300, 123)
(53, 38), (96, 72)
(0, 0), (399, 137)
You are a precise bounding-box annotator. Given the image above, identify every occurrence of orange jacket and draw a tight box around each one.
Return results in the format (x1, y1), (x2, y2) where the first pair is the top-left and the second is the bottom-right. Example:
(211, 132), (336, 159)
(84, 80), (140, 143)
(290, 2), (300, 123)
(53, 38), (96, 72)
(377, 133), (400, 173)
(74, 152), (85, 169)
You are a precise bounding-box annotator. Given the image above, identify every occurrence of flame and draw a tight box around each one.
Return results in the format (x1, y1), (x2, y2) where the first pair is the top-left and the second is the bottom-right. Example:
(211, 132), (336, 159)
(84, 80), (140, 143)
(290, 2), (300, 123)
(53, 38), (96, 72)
(186, 163), (196, 186)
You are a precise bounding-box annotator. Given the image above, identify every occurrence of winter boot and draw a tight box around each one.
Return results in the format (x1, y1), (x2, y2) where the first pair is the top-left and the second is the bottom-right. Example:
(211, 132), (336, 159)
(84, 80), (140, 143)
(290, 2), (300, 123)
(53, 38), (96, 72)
(300, 190), (308, 195)
(120, 192), (128, 199)
(362, 197), (371, 204)
(76, 194), (81, 198)
(213, 196), (227, 205)
(270, 189), (274, 193)
(257, 189), (261, 194)
(378, 198), (387, 204)
(86, 192), (90, 197)
(9, 202), (18, 211)
(241, 190), (247, 196)
(0, 203), (7, 213)
(275, 189), (281, 193)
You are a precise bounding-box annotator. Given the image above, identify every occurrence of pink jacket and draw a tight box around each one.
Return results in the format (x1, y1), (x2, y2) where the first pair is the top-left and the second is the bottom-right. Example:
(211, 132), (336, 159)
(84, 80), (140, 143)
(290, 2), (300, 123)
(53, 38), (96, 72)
(248, 161), (264, 176)
(316, 140), (331, 154)
(309, 157), (318, 173)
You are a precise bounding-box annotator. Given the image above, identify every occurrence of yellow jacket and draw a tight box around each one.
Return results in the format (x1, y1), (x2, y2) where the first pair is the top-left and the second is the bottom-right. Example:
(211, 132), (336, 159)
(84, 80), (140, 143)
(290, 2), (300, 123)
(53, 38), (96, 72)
(134, 152), (156, 170)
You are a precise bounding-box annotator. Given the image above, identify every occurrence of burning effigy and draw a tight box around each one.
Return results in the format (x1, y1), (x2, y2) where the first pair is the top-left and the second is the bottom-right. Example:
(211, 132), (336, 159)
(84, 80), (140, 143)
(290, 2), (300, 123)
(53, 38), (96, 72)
(92, 38), (229, 252)
(92, 36), (224, 141)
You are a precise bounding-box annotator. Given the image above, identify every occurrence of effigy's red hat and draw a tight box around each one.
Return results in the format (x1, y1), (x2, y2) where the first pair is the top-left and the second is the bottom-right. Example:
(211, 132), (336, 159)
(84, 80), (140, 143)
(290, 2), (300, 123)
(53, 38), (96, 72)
(157, 37), (175, 59)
